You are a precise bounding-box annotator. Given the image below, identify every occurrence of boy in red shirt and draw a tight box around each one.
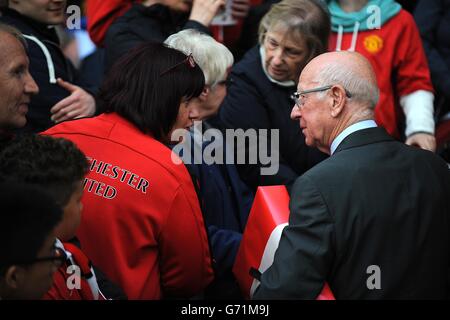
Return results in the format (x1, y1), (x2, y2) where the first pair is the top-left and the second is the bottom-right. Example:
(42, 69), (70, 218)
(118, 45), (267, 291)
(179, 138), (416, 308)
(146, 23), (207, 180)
(0, 135), (125, 300)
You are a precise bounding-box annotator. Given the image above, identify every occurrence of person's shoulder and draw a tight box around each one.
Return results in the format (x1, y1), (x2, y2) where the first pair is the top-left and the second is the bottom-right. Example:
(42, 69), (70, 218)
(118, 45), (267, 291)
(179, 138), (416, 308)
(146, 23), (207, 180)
(117, 3), (146, 19)
(0, 10), (33, 35)
(113, 3), (166, 25)
(106, 3), (146, 33)
(43, 115), (112, 138)
(391, 8), (416, 26)
(106, 3), (169, 42)
(232, 46), (262, 76)
(405, 143), (450, 171)
(229, 46), (278, 97)
(43, 114), (157, 160)
(45, 115), (192, 188)
(299, 143), (382, 191)
(296, 155), (346, 186)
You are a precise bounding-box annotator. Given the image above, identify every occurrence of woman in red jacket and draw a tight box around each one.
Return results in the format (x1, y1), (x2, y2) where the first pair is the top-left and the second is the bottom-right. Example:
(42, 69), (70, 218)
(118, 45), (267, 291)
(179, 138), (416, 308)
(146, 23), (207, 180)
(44, 42), (214, 299)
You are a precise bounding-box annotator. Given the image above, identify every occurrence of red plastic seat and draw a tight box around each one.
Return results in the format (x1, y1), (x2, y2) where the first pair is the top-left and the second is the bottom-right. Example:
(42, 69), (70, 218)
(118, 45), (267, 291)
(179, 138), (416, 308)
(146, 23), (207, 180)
(233, 185), (335, 300)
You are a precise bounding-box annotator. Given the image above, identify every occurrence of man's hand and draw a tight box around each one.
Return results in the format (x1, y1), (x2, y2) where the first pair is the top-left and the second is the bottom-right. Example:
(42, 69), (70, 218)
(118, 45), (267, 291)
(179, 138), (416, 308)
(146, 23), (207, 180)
(50, 78), (96, 123)
(231, 0), (250, 19)
(189, 0), (226, 27)
(405, 132), (436, 152)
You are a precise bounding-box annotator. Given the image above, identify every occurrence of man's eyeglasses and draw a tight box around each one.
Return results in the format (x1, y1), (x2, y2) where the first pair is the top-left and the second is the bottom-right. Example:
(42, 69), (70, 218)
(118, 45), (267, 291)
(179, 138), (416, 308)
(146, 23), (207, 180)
(160, 53), (196, 77)
(291, 85), (352, 107)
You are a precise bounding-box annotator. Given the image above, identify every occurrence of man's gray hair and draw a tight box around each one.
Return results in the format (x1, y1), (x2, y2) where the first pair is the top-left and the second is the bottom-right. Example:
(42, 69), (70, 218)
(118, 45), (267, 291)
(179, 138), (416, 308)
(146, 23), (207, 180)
(0, 22), (27, 49)
(165, 29), (234, 87)
(314, 63), (379, 109)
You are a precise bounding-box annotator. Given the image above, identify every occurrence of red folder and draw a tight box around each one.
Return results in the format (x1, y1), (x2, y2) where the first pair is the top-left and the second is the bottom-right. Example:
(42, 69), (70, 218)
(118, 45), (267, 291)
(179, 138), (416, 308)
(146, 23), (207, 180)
(233, 185), (335, 300)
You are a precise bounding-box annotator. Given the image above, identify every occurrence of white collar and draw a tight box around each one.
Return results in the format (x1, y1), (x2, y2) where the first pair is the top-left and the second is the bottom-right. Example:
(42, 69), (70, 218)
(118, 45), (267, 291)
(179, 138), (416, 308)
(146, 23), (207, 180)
(330, 120), (377, 155)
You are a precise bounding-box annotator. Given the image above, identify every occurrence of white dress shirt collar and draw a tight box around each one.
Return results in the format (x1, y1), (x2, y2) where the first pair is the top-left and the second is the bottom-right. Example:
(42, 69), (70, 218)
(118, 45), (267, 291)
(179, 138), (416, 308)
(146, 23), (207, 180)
(330, 120), (377, 155)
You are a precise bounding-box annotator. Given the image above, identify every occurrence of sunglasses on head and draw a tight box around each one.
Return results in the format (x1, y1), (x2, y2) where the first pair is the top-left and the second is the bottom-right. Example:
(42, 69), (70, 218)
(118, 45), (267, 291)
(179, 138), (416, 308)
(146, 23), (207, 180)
(160, 53), (196, 77)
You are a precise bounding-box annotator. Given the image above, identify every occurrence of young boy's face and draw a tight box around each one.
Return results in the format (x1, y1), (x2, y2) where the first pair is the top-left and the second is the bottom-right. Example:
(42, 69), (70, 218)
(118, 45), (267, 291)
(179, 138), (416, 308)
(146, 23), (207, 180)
(54, 181), (83, 241)
(2, 232), (60, 299)
(9, 0), (67, 26)
(19, 233), (60, 299)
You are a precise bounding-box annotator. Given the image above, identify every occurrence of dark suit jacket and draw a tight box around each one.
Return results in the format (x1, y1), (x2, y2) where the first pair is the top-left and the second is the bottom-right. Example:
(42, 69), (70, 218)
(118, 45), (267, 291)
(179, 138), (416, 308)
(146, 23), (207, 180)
(254, 127), (450, 299)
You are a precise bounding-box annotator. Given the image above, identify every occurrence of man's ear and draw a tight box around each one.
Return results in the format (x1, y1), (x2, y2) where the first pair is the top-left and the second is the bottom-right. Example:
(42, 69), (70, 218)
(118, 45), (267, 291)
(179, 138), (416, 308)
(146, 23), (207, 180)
(4, 265), (24, 289)
(329, 85), (346, 118)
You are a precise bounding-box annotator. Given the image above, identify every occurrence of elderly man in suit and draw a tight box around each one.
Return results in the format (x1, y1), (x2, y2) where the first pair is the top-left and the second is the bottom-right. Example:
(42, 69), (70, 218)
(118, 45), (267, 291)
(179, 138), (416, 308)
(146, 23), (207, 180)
(254, 51), (450, 299)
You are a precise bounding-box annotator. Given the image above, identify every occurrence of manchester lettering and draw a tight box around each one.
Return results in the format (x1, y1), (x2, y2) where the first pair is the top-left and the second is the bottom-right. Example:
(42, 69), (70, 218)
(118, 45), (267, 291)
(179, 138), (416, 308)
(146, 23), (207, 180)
(86, 157), (149, 194)
(83, 178), (117, 199)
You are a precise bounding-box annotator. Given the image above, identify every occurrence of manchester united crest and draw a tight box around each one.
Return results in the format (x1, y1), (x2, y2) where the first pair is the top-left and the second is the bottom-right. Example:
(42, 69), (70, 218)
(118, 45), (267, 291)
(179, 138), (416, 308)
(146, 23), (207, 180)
(363, 35), (383, 54)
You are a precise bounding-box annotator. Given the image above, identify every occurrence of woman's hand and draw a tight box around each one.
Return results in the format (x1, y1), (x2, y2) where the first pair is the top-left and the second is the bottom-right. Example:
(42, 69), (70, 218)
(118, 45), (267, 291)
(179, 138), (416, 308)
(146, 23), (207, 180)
(189, 0), (226, 27)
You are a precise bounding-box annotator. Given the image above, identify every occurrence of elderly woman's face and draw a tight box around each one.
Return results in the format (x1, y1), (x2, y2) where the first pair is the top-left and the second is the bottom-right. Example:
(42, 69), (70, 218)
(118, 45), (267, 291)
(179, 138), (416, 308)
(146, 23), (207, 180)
(168, 98), (200, 143)
(9, 0), (67, 25)
(263, 26), (309, 82)
(189, 70), (231, 120)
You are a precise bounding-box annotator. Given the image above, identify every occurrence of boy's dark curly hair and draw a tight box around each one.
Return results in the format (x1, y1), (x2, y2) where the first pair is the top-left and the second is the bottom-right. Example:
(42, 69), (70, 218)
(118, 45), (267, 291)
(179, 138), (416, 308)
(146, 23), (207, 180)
(0, 183), (62, 273)
(0, 134), (89, 207)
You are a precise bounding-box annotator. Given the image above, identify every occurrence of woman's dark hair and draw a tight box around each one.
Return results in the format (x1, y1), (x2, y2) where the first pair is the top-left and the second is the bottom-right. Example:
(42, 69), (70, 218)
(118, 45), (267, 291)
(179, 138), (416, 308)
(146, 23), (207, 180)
(97, 42), (205, 141)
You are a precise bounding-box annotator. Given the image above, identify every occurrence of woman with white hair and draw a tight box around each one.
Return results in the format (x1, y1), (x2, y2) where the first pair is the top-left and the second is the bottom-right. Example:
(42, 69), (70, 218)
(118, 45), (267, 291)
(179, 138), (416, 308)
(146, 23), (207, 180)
(165, 29), (234, 120)
(165, 29), (253, 299)
(219, 0), (330, 191)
